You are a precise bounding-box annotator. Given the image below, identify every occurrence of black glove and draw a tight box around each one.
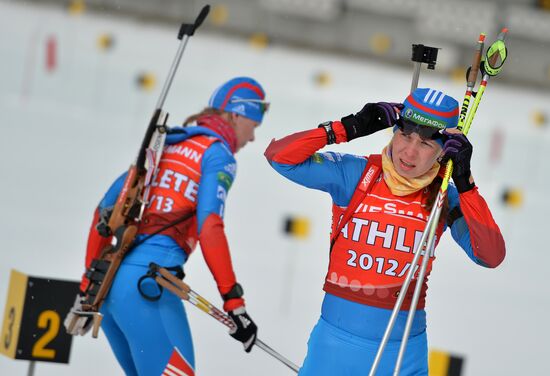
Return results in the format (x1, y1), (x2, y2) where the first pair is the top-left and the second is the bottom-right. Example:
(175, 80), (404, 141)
(340, 102), (404, 141)
(228, 307), (257, 353)
(441, 130), (475, 193)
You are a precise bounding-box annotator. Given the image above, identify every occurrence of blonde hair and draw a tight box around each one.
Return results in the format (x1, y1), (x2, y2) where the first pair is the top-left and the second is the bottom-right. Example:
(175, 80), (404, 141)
(183, 107), (232, 126)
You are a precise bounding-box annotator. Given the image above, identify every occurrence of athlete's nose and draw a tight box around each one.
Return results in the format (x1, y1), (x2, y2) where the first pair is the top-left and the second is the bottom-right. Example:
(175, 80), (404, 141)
(402, 142), (418, 160)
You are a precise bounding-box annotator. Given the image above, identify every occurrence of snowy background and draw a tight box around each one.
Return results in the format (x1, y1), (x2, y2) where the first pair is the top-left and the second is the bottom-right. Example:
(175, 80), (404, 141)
(1, 1), (549, 375)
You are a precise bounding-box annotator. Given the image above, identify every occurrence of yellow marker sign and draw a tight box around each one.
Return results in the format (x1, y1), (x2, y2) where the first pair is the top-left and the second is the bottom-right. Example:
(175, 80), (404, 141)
(502, 188), (524, 208)
(137, 72), (157, 91)
(531, 110), (547, 127)
(249, 33), (269, 50)
(369, 33), (392, 55)
(540, 0), (550, 11)
(1, 270), (27, 359)
(428, 349), (464, 376)
(0, 270), (79, 364)
(284, 216), (311, 239)
(211, 5), (229, 26)
(97, 33), (115, 51)
(314, 71), (332, 87)
(68, 0), (85, 15)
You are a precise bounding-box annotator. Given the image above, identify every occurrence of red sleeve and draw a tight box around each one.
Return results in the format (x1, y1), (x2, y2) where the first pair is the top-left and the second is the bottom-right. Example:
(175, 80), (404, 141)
(264, 121), (348, 165)
(459, 187), (506, 268)
(198, 213), (245, 312)
(80, 208), (112, 292)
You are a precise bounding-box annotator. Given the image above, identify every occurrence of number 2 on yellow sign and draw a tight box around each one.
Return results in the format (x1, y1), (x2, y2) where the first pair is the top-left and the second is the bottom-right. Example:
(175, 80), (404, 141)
(31, 310), (59, 359)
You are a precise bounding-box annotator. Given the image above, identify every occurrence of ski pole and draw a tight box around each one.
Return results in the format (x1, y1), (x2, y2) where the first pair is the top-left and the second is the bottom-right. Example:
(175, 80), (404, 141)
(367, 193), (440, 376)
(433, 28), (507, 224)
(391, 32), (489, 375)
(150, 264), (300, 374)
(369, 29), (508, 376)
(392, 29), (508, 376)
(462, 28), (508, 135)
(458, 33), (486, 128)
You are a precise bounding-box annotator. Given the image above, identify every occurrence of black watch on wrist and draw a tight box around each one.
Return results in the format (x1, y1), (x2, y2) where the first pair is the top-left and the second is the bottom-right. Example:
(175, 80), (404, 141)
(222, 283), (244, 301)
(318, 121), (336, 145)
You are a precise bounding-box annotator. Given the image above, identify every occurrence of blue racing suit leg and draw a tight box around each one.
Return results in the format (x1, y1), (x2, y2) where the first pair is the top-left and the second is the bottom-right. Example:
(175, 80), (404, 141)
(101, 244), (195, 376)
(299, 317), (427, 376)
(101, 309), (139, 376)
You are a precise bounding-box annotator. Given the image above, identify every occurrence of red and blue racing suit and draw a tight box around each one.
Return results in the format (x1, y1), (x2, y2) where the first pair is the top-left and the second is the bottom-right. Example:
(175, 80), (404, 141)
(265, 121), (505, 375)
(81, 122), (243, 376)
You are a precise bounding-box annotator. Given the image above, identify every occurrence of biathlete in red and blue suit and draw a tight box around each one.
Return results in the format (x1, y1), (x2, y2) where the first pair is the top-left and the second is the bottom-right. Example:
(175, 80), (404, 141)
(265, 88), (506, 375)
(65, 77), (269, 376)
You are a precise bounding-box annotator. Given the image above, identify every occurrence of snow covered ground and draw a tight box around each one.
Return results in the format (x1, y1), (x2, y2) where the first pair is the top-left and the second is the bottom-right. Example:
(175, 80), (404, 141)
(1, 1), (549, 375)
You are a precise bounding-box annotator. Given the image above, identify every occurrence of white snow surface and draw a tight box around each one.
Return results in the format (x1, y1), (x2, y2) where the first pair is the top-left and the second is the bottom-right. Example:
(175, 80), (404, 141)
(1, 2), (549, 375)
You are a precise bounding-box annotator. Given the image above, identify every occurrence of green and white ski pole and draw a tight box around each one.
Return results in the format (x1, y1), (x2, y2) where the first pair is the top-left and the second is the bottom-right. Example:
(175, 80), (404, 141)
(369, 29), (508, 376)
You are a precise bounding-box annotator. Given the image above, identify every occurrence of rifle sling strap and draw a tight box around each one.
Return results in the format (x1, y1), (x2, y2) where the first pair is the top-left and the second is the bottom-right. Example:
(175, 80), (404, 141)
(132, 210), (196, 248)
(330, 155), (382, 251)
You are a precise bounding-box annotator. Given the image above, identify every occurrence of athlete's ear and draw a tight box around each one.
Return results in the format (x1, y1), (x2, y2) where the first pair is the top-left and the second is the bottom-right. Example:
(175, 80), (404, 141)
(229, 112), (240, 126)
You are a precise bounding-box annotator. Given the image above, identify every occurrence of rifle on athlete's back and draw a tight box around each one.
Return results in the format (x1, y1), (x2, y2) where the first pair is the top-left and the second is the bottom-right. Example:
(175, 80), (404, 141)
(66, 6), (210, 338)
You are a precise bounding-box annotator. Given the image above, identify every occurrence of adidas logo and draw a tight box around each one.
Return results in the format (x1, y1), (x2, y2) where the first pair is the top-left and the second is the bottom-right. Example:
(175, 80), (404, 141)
(423, 89), (445, 106)
(239, 315), (252, 328)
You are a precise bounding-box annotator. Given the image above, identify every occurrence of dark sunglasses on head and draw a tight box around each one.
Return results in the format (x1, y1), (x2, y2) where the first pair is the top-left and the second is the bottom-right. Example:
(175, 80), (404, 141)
(230, 98), (270, 114)
(397, 119), (445, 141)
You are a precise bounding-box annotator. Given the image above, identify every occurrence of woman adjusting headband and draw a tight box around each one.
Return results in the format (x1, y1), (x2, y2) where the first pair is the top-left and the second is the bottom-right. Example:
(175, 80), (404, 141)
(265, 87), (505, 375)
(395, 88), (459, 143)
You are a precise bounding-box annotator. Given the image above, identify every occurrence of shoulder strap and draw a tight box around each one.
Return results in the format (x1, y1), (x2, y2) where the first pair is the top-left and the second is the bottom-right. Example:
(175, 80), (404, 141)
(189, 134), (221, 148)
(330, 154), (382, 250)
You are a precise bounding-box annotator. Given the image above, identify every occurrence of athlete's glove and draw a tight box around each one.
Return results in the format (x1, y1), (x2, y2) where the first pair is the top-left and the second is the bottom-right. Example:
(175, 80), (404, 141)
(228, 307), (257, 353)
(340, 102), (404, 141)
(64, 294), (93, 336)
(441, 130), (475, 193)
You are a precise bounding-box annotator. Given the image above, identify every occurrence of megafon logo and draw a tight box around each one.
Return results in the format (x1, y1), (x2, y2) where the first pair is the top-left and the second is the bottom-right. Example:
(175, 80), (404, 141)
(411, 113), (445, 129)
(404, 108), (414, 119)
